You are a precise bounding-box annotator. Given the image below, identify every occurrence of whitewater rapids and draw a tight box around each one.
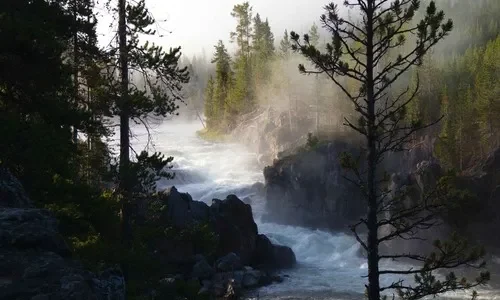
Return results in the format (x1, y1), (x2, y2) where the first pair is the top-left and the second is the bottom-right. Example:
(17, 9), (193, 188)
(129, 121), (498, 300)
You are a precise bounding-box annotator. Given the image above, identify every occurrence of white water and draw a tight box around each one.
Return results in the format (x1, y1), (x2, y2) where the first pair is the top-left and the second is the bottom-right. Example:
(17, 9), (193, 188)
(130, 121), (498, 300)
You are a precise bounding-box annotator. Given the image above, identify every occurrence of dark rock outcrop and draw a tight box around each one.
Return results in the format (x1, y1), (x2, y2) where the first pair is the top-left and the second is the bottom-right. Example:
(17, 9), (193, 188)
(0, 206), (125, 300)
(159, 188), (296, 270)
(263, 140), (365, 230)
(253, 234), (296, 269)
(215, 252), (243, 272)
(162, 186), (209, 228)
(0, 167), (125, 300)
(210, 195), (258, 265)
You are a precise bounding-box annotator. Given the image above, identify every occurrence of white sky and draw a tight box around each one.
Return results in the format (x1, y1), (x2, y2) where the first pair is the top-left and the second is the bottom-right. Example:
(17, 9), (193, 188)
(96, 0), (335, 58)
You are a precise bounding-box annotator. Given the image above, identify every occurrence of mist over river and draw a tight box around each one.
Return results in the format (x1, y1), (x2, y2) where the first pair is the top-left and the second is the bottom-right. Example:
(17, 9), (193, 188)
(128, 120), (499, 300)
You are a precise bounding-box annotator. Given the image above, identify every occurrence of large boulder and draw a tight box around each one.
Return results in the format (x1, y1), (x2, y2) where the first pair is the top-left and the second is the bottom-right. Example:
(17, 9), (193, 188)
(210, 195), (258, 265)
(192, 257), (215, 280)
(161, 186), (209, 228)
(0, 169), (126, 300)
(0, 209), (125, 300)
(215, 252), (243, 272)
(263, 140), (365, 230)
(252, 234), (296, 269)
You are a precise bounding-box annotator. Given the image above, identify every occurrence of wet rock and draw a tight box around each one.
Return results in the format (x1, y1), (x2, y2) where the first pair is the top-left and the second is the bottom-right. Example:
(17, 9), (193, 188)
(210, 195), (258, 265)
(0, 208), (71, 257)
(216, 252), (243, 272)
(242, 270), (261, 288)
(162, 186), (209, 228)
(0, 170), (125, 300)
(253, 234), (296, 269)
(192, 257), (215, 280)
(263, 140), (365, 230)
(273, 245), (296, 269)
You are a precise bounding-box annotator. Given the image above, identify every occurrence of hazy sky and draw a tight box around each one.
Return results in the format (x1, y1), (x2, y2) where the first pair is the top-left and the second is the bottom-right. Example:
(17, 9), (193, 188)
(96, 0), (334, 58)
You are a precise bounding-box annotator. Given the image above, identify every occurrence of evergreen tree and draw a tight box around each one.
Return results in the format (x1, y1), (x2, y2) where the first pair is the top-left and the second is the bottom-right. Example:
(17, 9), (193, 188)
(252, 14), (275, 89)
(230, 2), (253, 58)
(211, 40), (233, 128)
(204, 76), (215, 128)
(280, 29), (292, 58)
(308, 23), (320, 47)
(109, 0), (189, 244)
(291, 1), (489, 299)
(229, 2), (254, 118)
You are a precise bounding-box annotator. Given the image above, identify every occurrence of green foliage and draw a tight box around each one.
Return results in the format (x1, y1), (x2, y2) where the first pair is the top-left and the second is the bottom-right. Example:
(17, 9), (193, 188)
(434, 35), (500, 171)
(203, 2), (276, 132)
(291, 0), (490, 299)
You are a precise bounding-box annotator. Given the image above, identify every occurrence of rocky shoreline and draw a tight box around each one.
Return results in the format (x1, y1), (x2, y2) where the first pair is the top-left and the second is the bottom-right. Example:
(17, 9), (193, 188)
(0, 168), (296, 299)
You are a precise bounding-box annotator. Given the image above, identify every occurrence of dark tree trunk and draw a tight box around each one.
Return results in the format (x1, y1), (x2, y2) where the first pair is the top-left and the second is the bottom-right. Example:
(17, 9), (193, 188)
(72, 0), (79, 144)
(366, 1), (380, 299)
(118, 0), (132, 246)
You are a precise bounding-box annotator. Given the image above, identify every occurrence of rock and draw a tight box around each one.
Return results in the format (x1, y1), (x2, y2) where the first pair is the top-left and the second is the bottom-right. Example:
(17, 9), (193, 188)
(0, 217), (126, 300)
(198, 280), (212, 295)
(273, 245), (296, 269)
(0, 170), (125, 300)
(263, 140), (366, 230)
(163, 186), (190, 228)
(242, 266), (253, 272)
(252, 234), (274, 267)
(0, 168), (32, 208)
(161, 186), (209, 228)
(252, 234), (296, 269)
(242, 270), (261, 288)
(210, 195), (258, 265)
(0, 208), (71, 257)
(215, 252), (242, 272)
(192, 257), (215, 280)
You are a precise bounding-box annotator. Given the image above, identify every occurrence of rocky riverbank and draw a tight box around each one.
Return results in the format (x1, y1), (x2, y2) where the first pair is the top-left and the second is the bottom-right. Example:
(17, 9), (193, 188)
(0, 168), (126, 300)
(262, 136), (500, 250)
(0, 167), (296, 299)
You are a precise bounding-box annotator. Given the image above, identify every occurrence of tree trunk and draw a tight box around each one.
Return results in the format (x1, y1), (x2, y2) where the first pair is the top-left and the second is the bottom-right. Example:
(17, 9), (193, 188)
(72, 0), (79, 144)
(366, 1), (380, 299)
(118, 0), (132, 246)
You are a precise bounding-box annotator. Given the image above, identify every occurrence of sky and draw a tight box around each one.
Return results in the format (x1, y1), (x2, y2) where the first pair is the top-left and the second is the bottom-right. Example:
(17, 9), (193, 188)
(96, 0), (335, 58)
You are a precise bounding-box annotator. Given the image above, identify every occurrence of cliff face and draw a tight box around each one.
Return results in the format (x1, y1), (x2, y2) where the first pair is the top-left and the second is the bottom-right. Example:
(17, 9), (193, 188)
(0, 168), (125, 300)
(263, 140), (365, 230)
(263, 135), (500, 249)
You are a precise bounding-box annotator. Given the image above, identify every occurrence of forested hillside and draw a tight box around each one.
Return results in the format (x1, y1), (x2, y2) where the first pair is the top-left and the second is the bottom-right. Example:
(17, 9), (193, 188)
(198, 0), (500, 173)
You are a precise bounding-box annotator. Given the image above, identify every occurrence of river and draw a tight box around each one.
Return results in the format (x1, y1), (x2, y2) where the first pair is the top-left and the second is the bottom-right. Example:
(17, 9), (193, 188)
(129, 121), (498, 300)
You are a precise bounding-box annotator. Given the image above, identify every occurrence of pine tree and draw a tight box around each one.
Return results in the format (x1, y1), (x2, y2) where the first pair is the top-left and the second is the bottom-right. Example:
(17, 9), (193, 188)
(252, 14), (275, 89)
(291, 1), (489, 299)
(280, 29), (292, 58)
(211, 40), (233, 128)
(475, 36), (500, 149)
(229, 2), (254, 118)
(204, 76), (215, 128)
(109, 0), (189, 245)
(308, 23), (320, 47)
